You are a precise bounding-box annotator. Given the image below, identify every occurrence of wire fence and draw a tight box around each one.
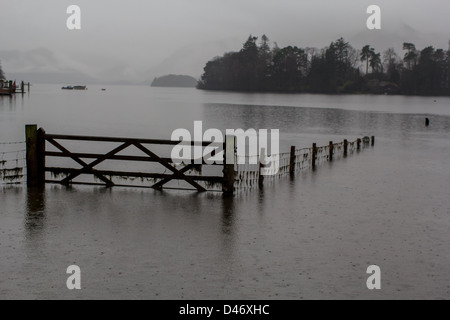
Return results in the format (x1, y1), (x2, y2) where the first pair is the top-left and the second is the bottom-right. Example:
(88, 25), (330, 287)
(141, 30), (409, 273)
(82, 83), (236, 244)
(0, 141), (26, 185)
(234, 137), (372, 191)
(1, 136), (373, 191)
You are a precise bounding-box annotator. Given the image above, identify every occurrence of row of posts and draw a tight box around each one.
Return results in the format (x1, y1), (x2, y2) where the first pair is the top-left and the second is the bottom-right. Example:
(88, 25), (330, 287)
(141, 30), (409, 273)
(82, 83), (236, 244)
(296, 136), (375, 173)
(26, 128), (375, 195)
(4, 81), (30, 94)
(223, 135), (375, 195)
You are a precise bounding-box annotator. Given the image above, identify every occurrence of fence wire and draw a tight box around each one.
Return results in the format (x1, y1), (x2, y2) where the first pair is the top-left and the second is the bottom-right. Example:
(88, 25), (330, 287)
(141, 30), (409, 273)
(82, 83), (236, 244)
(0, 142), (26, 185)
(234, 138), (370, 191)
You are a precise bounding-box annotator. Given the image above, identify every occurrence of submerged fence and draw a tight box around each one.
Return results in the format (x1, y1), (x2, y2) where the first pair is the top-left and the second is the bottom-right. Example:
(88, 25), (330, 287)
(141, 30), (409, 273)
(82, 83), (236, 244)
(234, 137), (374, 191)
(0, 141), (26, 185)
(7, 125), (374, 195)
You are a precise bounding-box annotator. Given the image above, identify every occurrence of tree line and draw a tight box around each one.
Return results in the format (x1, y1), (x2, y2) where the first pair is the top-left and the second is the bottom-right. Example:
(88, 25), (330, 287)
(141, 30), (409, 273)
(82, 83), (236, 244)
(198, 35), (450, 96)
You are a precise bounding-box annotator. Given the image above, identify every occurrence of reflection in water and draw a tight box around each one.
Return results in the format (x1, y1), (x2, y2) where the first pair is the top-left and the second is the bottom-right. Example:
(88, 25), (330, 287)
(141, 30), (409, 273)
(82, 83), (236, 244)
(221, 194), (235, 236)
(202, 102), (450, 143)
(219, 194), (237, 277)
(25, 187), (46, 236)
(0, 95), (15, 110)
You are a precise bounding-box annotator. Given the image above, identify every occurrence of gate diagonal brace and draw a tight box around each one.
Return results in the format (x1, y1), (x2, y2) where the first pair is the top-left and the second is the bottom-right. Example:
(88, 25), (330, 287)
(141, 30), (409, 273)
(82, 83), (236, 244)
(133, 142), (206, 192)
(47, 138), (132, 187)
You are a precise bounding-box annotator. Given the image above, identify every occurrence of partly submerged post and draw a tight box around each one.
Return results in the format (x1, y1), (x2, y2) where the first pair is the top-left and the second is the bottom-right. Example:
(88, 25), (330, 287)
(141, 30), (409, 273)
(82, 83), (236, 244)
(259, 148), (266, 188)
(37, 128), (46, 186)
(26, 125), (45, 187)
(371, 136), (375, 146)
(344, 139), (348, 157)
(329, 141), (334, 162)
(312, 143), (317, 170)
(223, 135), (236, 195)
(289, 146), (296, 175)
(357, 138), (362, 151)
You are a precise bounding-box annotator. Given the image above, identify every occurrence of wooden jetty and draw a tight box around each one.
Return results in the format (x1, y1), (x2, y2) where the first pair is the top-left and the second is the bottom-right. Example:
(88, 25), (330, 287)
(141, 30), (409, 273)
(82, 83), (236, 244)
(0, 80), (30, 95)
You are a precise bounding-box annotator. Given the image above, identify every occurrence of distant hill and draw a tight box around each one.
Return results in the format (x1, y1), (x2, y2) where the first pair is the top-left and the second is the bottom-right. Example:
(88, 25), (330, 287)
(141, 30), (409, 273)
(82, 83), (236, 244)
(151, 74), (198, 88)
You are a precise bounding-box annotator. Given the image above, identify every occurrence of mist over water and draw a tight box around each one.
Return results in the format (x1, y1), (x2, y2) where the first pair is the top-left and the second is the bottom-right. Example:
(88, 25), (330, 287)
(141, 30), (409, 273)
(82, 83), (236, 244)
(1, 85), (449, 299)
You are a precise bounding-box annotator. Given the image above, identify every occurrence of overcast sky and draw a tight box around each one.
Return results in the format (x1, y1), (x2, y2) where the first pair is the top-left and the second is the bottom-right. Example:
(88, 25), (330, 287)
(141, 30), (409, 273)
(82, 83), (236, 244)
(1, 0), (449, 83)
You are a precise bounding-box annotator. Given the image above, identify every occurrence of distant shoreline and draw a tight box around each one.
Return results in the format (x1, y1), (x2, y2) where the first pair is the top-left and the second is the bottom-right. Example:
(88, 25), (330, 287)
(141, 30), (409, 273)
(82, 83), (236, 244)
(196, 87), (449, 98)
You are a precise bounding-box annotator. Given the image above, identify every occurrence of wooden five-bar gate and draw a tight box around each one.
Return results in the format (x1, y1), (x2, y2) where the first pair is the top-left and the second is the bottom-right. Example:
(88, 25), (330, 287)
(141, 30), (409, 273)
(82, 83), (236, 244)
(25, 125), (236, 194)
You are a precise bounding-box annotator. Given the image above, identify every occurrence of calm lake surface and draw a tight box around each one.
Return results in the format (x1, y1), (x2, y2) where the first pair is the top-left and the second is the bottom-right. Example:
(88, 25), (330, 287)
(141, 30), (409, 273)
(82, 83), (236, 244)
(1, 85), (449, 299)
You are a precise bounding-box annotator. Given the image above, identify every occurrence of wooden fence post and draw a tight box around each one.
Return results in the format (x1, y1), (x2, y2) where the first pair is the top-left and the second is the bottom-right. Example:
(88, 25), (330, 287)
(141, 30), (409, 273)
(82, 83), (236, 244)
(37, 128), (46, 186)
(344, 139), (348, 157)
(312, 143), (317, 170)
(329, 141), (333, 162)
(223, 135), (236, 195)
(357, 138), (361, 151)
(371, 136), (375, 146)
(26, 125), (45, 187)
(289, 146), (296, 175)
(259, 148), (266, 188)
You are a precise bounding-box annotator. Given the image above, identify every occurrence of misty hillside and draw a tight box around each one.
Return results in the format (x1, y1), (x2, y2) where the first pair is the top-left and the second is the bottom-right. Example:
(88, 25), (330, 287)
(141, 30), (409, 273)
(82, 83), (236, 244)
(151, 75), (198, 88)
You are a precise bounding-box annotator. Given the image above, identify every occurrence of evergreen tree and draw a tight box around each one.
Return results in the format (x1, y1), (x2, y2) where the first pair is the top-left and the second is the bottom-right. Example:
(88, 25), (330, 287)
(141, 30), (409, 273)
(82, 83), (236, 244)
(403, 43), (418, 70)
(369, 51), (382, 73)
(361, 45), (373, 74)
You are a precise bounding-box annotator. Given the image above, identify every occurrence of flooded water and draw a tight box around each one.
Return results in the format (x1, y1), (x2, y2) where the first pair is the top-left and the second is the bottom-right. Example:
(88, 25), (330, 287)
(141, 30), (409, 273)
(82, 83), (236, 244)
(1, 85), (450, 299)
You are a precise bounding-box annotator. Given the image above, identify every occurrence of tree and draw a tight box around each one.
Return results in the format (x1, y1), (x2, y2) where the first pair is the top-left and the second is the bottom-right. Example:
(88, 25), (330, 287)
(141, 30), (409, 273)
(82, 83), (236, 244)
(239, 35), (259, 90)
(369, 51), (382, 73)
(383, 48), (399, 70)
(257, 35), (273, 90)
(271, 46), (307, 92)
(403, 43), (418, 70)
(383, 48), (401, 83)
(361, 45), (374, 74)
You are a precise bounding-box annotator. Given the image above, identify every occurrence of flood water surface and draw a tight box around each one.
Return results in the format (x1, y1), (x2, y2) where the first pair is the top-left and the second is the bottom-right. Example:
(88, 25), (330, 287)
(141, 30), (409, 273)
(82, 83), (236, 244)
(1, 85), (449, 299)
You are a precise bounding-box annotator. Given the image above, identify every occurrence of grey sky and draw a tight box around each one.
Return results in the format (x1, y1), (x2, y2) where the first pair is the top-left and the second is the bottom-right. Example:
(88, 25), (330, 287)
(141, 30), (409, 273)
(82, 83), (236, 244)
(1, 0), (449, 83)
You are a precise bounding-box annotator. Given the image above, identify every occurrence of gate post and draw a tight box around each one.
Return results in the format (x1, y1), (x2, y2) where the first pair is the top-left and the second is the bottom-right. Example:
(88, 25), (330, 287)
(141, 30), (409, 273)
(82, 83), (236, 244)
(223, 135), (236, 195)
(344, 139), (348, 157)
(289, 146), (296, 175)
(312, 143), (317, 170)
(329, 141), (334, 162)
(26, 125), (45, 187)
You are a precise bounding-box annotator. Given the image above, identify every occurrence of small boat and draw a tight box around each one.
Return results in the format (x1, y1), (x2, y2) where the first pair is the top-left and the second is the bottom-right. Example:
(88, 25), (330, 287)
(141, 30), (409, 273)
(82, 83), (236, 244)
(62, 85), (87, 90)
